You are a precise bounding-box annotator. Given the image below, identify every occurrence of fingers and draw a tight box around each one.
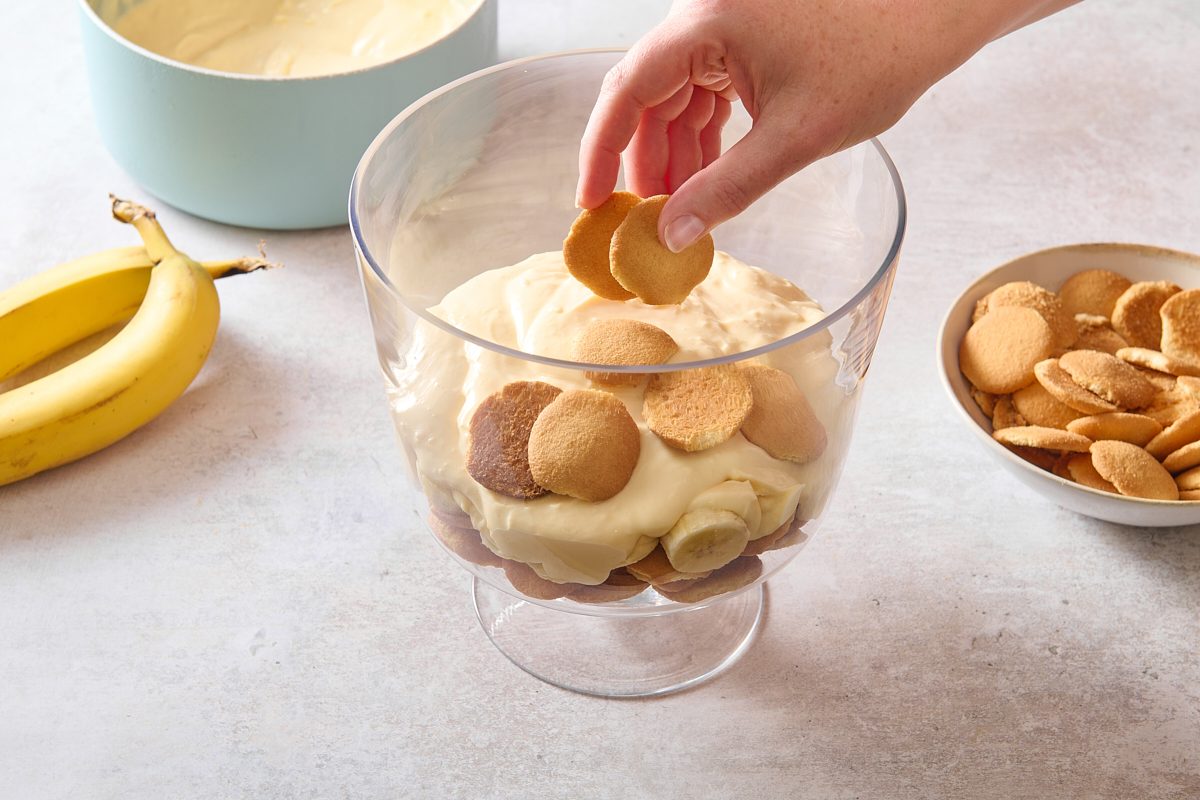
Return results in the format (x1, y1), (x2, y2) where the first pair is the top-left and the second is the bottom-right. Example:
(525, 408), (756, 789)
(665, 88), (716, 193)
(699, 94), (732, 169)
(660, 117), (821, 252)
(576, 28), (692, 208)
(626, 84), (695, 198)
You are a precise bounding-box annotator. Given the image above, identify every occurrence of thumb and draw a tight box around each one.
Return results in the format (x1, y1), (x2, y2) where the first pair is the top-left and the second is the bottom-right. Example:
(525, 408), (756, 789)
(659, 118), (820, 253)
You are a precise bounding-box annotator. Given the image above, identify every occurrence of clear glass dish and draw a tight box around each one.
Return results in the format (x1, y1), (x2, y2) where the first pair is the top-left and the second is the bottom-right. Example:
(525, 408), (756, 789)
(351, 50), (905, 697)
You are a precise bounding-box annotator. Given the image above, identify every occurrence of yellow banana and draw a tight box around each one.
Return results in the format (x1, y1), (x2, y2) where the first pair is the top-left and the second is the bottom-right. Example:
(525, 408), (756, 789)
(0, 245), (272, 382)
(660, 508), (750, 573)
(0, 198), (263, 487)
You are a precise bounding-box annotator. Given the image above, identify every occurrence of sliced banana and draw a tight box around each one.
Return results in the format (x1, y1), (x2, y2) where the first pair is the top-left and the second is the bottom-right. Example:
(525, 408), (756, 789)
(757, 483), (803, 537)
(686, 480), (762, 535)
(620, 534), (659, 567)
(731, 470), (804, 538)
(661, 509), (750, 573)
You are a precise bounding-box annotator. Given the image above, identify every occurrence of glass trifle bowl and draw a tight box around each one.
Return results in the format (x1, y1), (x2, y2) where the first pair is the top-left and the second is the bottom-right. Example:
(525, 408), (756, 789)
(351, 51), (904, 697)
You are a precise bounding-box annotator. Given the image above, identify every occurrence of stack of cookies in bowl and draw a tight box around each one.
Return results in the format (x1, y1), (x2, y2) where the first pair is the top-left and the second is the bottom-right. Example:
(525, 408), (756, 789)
(953, 251), (1200, 506)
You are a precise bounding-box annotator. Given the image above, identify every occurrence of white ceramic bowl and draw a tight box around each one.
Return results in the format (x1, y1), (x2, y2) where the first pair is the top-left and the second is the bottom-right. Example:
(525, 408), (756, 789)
(938, 242), (1200, 527)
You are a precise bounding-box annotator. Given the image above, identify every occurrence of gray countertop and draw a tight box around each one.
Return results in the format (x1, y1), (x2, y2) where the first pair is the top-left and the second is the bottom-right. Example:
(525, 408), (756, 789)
(2, 2), (1199, 798)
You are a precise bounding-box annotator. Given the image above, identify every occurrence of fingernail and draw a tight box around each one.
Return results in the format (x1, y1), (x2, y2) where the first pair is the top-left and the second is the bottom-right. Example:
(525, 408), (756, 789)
(663, 215), (705, 253)
(574, 189), (583, 208)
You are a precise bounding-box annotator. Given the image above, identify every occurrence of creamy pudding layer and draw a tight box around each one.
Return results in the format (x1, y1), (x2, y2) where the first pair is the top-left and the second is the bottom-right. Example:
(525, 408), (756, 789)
(110, 0), (476, 77)
(391, 251), (851, 584)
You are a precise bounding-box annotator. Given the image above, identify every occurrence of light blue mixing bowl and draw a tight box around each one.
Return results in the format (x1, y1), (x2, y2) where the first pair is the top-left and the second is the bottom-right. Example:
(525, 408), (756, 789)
(78, 0), (497, 229)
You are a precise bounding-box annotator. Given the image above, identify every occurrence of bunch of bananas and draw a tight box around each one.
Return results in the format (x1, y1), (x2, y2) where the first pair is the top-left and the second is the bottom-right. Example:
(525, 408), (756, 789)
(0, 197), (272, 487)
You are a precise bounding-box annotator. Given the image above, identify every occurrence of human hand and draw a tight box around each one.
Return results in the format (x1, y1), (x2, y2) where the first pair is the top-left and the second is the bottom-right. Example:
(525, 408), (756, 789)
(577, 0), (1078, 251)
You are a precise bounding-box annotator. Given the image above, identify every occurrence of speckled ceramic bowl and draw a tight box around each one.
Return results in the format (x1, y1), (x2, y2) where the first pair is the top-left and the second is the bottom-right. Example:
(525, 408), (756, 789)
(78, 0), (497, 229)
(939, 242), (1200, 527)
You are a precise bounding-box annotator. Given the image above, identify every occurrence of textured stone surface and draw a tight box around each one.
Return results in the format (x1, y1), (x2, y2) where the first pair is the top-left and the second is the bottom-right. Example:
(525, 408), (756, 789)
(2, 2), (1199, 798)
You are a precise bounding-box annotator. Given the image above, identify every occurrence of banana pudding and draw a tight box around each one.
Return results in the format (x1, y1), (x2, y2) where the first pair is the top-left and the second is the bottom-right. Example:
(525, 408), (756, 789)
(390, 248), (852, 599)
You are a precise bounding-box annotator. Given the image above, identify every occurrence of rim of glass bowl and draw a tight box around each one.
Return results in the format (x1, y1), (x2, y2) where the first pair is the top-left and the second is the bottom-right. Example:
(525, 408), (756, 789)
(349, 48), (907, 374)
(79, 0), (491, 83)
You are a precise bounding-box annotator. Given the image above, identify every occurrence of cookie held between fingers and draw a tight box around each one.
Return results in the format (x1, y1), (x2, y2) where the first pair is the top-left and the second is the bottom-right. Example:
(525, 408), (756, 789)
(1033, 358), (1117, 414)
(610, 195), (715, 305)
(993, 425), (1092, 452)
(1116, 347), (1200, 378)
(527, 389), (640, 502)
(1065, 454), (1118, 493)
(739, 364), (827, 463)
(654, 556), (763, 603)
(573, 318), (679, 385)
(1089, 440), (1179, 501)
(1011, 382), (1085, 429)
(974, 281), (1076, 349)
(562, 191), (639, 300)
(1110, 280), (1180, 350)
(1058, 349), (1157, 409)
(1144, 409), (1200, 459)
(1058, 269), (1132, 318)
(467, 380), (563, 498)
(1159, 288), (1200, 365)
(1065, 413), (1162, 447)
(959, 306), (1055, 394)
(643, 365), (753, 452)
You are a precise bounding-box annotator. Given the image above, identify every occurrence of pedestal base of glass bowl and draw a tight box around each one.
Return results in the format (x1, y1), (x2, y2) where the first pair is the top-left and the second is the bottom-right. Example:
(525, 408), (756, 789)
(471, 577), (764, 698)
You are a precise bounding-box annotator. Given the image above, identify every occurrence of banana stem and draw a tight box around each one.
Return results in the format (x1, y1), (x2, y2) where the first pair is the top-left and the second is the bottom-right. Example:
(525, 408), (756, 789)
(111, 196), (283, 276)
(110, 195), (178, 263)
(201, 257), (281, 279)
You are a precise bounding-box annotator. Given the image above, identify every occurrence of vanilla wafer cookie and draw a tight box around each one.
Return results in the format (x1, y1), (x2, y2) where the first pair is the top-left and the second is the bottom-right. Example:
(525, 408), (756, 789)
(428, 514), (503, 568)
(1065, 454), (1118, 493)
(1058, 349), (1156, 409)
(740, 364), (827, 463)
(563, 191), (639, 300)
(1159, 288), (1200, 365)
(1111, 281), (1180, 350)
(1089, 440), (1179, 500)
(567, 569), (649, 604)
(1116, 347), (1200, 378)
(1059, 269), (1132, 318)
(1162, 440), (1200, 474)
(502, 561), (573, 600)
(467, 381), (563, 498)
(1034, 358), (1117, 414)
(1011, 382), (1085, 429)
(993, 425), (1092, 452)
(1065, 413), (1162, 447)
(975, 281), (1076, 349)
(528, 389), (640, 502)
(960, 306), (1054, 394)
(1145, 409), (1200, 459)
(644, 365), (753, 452)
(610, 195), (715, 305)
(573, 318), (678, 385)
(655, 556), (763, 603)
